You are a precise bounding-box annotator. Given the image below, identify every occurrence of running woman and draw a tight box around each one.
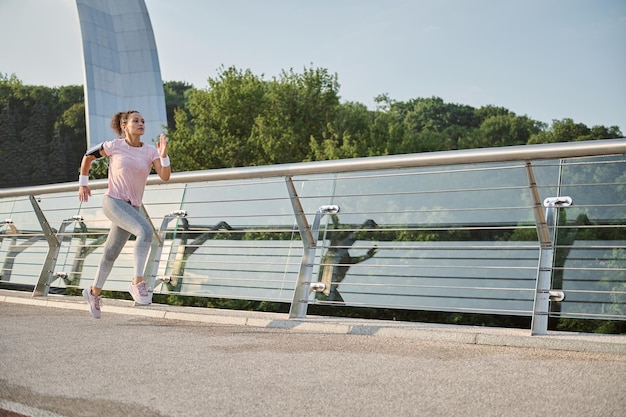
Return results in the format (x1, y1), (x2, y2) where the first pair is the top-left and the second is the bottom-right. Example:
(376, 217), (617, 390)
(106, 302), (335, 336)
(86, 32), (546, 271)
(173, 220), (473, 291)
(78, 110), (171, 318)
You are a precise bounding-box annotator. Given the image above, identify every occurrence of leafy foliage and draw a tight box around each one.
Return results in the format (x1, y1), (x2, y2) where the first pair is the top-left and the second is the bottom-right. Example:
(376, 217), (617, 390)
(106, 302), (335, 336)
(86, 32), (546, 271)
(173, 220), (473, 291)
(161, 67), (623, 173)
(0, 73), (85, 186)
(2, 68), (622, 185)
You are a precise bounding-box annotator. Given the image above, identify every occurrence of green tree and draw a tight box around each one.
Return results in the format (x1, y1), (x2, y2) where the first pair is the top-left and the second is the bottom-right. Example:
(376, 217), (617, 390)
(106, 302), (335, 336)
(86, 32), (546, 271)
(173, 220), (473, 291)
(390, 97), (480, 153)
(188, 66), (266, 168)
(163, 80), (194, 129)
(252, 66), (341, 164)
(528, 118), (622, 144)
(54, 102), (88, 177)
(167, 107), (203, 171)
(307, 101), (372, 161)
(368, 94), (402, 156)
(0, 74), (86, 186)
(459, 113), (542, 149)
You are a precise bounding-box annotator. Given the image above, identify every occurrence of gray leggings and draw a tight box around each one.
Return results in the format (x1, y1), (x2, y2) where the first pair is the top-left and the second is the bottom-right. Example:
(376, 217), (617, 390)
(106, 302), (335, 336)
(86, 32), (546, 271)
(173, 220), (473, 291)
(92, 196), (153, 289)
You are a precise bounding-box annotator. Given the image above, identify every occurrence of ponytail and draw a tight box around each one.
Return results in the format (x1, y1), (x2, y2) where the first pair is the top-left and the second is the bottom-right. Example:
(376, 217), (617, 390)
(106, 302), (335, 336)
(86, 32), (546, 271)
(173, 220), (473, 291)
(110, 110), (139, 137)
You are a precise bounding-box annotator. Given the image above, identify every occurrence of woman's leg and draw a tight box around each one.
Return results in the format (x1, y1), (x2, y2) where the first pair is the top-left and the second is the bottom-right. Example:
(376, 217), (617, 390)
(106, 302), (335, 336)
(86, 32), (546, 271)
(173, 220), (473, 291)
(91, 196), (154, 294)
(92, 223), (131, 293)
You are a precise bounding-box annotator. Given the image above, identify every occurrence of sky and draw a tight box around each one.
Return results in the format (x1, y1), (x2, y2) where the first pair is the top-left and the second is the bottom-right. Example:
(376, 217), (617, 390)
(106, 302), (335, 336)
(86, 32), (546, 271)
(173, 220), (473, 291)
(0, 0), (625, 132)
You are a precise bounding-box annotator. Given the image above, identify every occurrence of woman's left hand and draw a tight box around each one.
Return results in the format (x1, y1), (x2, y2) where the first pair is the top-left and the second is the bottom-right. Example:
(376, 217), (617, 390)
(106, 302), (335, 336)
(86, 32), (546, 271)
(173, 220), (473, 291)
(157, 133), (168, 157)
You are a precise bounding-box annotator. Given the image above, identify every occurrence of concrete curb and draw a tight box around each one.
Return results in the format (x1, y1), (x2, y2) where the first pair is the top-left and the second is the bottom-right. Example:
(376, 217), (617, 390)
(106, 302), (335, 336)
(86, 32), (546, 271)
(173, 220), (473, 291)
(1, 290), (625, 355)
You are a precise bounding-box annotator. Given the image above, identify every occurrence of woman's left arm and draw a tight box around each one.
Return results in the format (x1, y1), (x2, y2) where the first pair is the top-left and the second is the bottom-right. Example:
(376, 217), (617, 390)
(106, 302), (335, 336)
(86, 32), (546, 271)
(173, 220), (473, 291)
(154, 133), (171, 181)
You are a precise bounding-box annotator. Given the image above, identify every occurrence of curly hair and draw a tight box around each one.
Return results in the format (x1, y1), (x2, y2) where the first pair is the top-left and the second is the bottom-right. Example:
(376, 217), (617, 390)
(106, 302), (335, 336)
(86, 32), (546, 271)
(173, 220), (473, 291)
(110, 110), (140, 137)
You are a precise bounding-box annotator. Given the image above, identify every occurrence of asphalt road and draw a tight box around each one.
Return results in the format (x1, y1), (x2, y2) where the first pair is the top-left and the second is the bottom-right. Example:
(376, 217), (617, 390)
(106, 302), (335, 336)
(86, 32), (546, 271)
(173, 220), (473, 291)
(1, 302), (625, 417)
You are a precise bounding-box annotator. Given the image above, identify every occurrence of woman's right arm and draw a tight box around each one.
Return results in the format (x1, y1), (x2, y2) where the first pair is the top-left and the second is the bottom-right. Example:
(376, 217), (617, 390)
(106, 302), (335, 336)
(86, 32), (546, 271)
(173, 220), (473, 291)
(78, 154), (96, 203)
(78, 146), (109, 202)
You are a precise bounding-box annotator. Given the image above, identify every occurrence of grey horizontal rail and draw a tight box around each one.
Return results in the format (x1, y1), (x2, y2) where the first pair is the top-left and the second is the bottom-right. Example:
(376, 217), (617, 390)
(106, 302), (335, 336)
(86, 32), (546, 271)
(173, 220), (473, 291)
(1, 138), (624, 198)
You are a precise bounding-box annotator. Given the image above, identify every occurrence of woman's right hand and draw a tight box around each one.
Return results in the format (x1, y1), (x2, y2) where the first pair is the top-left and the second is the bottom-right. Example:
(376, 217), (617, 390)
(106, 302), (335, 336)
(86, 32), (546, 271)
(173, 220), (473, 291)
(79, 185), (91, 203)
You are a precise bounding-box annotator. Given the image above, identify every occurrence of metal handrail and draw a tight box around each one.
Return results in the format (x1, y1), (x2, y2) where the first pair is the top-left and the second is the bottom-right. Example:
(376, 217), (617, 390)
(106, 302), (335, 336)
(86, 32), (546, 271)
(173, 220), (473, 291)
(2, 138), (624, 198)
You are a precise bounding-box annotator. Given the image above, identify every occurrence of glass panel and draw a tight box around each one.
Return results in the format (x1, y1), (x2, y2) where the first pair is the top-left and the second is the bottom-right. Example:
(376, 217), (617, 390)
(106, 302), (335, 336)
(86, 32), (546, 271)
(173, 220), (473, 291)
(156, 178), (304, 302)
(0, 196), (47, 287)
(554, 156), (626, 319)
(300, 163), (544, 315)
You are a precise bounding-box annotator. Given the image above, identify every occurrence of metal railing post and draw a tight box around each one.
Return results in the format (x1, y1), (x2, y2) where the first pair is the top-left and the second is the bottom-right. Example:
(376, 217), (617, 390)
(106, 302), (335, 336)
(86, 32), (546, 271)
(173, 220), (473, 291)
(30, 196), (62, 297)
(142, 207), (188, 299)
(285, 176), (339, 318)
(526, 161), (572, 335)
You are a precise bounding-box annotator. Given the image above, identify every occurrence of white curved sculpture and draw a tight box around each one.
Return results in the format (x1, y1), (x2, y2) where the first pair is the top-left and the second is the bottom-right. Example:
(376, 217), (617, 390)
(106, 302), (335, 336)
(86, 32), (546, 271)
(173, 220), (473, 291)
(76, 0), (167, 147)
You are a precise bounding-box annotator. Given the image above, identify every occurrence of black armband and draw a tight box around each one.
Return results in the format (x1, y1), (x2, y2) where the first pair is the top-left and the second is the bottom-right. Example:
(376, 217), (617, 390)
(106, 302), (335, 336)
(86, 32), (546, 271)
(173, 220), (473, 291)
(85, 142), (105, 159)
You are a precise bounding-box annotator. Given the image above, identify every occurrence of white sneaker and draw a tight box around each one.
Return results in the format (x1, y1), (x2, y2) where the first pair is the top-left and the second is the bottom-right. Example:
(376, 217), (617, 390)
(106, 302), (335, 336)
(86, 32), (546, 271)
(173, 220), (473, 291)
(82, 287), (102, 319)
(129, 281), (152, 305)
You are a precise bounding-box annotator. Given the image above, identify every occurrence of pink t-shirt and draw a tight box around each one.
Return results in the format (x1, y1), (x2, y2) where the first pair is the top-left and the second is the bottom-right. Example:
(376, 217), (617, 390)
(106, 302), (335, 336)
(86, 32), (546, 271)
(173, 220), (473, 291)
(102, 138), (159, 206)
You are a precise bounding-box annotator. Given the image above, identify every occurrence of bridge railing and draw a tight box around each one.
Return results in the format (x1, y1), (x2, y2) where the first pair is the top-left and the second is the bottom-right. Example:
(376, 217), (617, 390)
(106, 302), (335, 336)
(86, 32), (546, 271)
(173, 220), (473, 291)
(1, 139), (625, 335)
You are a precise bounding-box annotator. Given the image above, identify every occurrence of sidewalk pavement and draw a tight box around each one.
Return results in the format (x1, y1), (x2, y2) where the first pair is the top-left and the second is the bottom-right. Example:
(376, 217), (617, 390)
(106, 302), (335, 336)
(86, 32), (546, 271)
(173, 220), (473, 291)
(1, 288), (625, 355)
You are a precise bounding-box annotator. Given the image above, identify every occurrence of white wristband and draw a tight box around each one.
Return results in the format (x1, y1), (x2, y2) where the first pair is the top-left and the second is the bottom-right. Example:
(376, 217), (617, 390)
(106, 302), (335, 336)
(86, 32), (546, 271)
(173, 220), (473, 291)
(78, 175), (89, 186)
(160, 156), (170, 167)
